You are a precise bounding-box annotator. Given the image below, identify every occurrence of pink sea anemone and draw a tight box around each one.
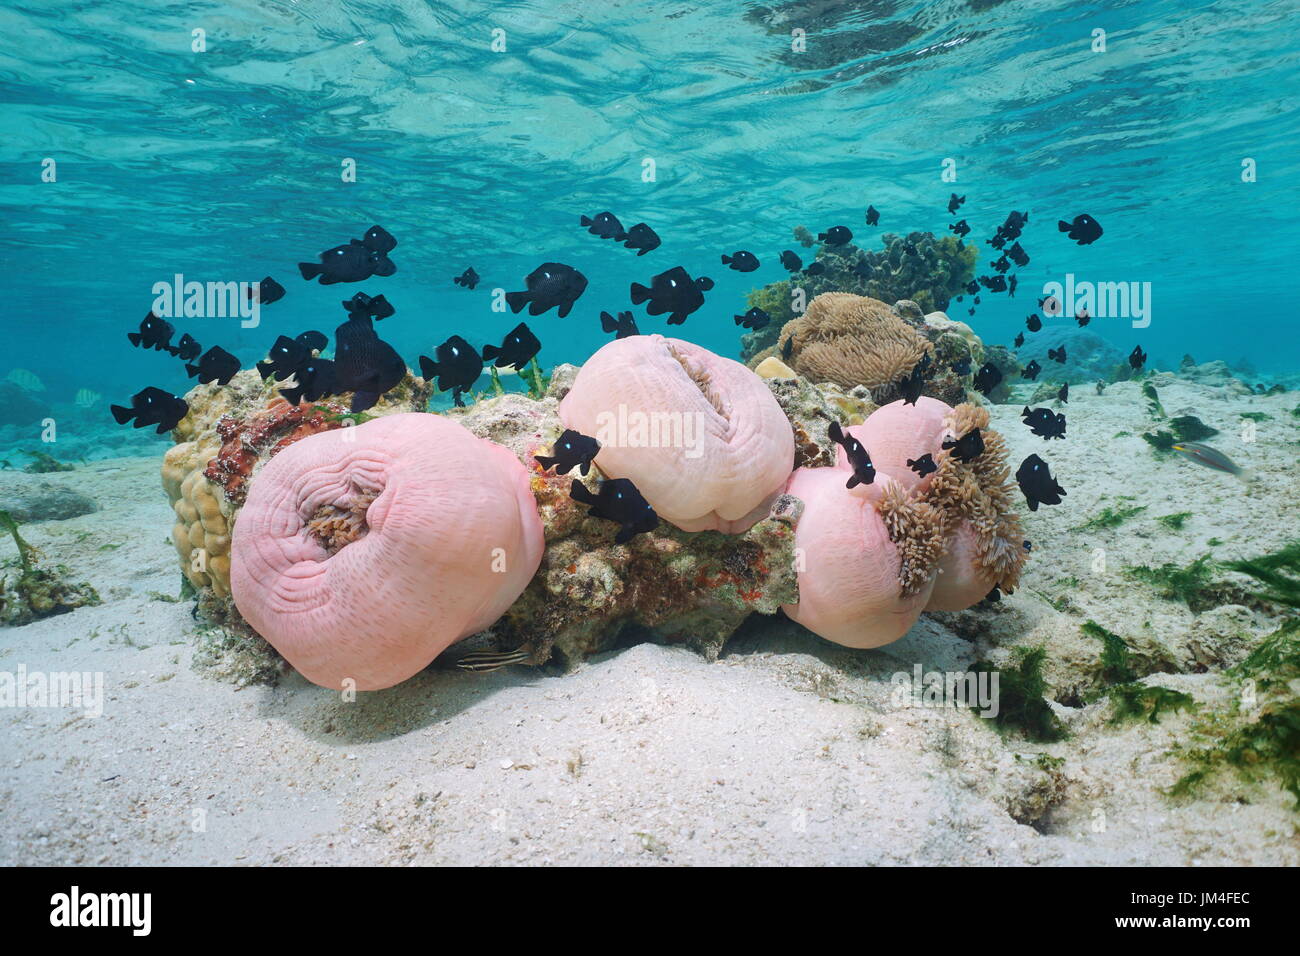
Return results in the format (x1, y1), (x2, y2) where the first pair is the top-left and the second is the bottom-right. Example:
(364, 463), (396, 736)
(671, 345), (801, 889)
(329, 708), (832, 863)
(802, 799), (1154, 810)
(837, 396), (952, 494)
(781, 466), (935, 648)
(558, 335), (794, 534)
(230, 413), (544, 690)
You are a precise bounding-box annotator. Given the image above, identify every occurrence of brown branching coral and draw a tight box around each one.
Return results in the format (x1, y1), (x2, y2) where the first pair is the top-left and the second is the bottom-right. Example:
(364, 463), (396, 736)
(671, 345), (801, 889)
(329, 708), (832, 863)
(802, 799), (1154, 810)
(777, 293), (933, 400)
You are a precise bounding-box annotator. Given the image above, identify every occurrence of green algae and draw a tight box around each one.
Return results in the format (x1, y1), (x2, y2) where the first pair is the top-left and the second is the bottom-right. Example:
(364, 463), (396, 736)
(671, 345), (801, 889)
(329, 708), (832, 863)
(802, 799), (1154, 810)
(1125, 554), (1219, 611)
(1072, 504), (1147, 532)
(1156, 512), (1193, 531)
(974, 647), (1069, 743)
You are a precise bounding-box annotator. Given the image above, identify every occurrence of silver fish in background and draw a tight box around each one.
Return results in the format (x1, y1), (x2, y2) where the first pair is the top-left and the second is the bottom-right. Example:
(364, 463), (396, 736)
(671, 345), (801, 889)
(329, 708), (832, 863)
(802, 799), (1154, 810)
(1171, 441), (1251, 481)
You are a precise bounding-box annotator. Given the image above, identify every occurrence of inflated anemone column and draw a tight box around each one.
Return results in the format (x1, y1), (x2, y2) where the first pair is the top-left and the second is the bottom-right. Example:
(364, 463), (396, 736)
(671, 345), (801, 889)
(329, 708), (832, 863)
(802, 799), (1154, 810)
(782, 397), (1027, 648)
(558, 335), (795, 534)
(230, 413), (544, 690)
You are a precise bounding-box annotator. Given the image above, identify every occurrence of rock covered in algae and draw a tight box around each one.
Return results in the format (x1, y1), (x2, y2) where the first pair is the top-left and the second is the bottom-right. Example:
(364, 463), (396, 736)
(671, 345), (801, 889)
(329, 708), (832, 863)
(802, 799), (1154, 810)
(0, 509), (100, 625)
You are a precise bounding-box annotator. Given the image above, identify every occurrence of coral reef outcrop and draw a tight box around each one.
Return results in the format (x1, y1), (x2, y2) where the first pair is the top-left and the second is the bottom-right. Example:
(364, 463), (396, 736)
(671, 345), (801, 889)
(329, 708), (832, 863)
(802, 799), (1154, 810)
(163, 342), (1030, 688)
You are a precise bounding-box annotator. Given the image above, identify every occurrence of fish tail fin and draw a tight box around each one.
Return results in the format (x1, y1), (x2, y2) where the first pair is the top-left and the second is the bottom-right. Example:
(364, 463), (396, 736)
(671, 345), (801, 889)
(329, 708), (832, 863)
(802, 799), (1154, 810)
(629, 282), (650, 305)
(1057, 220), (1069, 232)
(1235, 466), (1253, 483)
(534, 454), (557, 472)
(481, 344), (499, 361)
(256, 361), (275, 381)
(828, 421), (844, 444)
(845, 474), (861, 489)
(109, 404), (133, 425)
(297, 261), (321, 280)
(614, 525), (635, 545)
(817, 232), (827, 241)
(126, 332), (141, 347)
(351, 391), (378, 413)
(568, 479), (596, 506)
(418, 356), (438, 381)
(721, 254), (731, 265)
(734, 315), (744, 325)
(279, 386), (303, 406)
(184, 363), (199, 378)
(504, 290), (528, 313)
(579, 215), (592, 227)
(600, 311), (617, 332)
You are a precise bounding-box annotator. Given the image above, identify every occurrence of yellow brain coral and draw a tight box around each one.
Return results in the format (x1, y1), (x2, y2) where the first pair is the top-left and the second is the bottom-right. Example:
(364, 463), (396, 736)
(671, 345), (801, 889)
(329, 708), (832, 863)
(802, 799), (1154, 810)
(777, 292), (933, 392)
(163, 437), (232, 596)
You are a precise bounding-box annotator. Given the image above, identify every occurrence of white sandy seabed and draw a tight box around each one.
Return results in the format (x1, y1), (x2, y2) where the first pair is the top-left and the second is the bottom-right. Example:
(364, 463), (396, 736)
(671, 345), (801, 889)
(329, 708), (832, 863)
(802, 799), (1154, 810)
(1, 374), (1297, 866)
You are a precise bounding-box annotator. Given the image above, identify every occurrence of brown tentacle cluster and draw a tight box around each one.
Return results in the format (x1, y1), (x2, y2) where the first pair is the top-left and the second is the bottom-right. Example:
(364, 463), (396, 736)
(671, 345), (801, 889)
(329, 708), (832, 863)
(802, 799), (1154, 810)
(877, 481), (950, 596)
(305, 490), (378, 555)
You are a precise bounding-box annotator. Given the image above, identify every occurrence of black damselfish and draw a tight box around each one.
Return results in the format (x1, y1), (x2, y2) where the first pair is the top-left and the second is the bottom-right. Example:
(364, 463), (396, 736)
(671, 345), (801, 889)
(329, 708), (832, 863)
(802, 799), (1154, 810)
(630, 266), (713, 325)
(1022, 359), (1042, 381)
(942, 428), (984, 463)
(1048, 346), (1067, 364)
(186, 346), (241, 385)
(1059, 213), (1102, 245)
(453, 267), (480, 289)
(296, 330), (328, 353)
(947, 193), (965, 214)
(828, 421), (875, 489)
(734, 307), (770, 331)
(865, 206), (880, 226)
(279, 358), (338, 406)
(973, 363), (1003, 396)
(950, 219), (970, 238)
(1026, 314), (1042, 332)
(580, 211), (625, 239)
(896, 352), (933, 406)
(506, 262), (588, 318)
(1022, 406), (1067, 440)
(418, 334), (482, 408)
(111, 386), (189, 434)
(298, 225), (397, 284)
(721, 250), (759, 272)
(1129, 345), (1148, 371)
(172, 333), (202, 362)
(127, 312), (175, 352)
(249, 276), (286, 305)
(342, 292), (394, 321)
(333, 315), (405, 412)
(1016, 454), (1066, 511)
(483, 322), (541, 371)
(600, 310), (639, 338)
(257, 335), (309, 381)
(779, 249), (803, 272)
(570, 477), (659, 544)
(535, 429), (600, 476)
(619, 222), (661, 255)
(907, 453), (937, 477)
(818, 225), (852, 245)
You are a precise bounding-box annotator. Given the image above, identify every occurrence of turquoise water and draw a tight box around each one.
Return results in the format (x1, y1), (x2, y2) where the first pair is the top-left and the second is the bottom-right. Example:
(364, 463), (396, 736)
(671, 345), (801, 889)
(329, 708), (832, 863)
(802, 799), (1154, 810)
(2, 0), (1298, 428)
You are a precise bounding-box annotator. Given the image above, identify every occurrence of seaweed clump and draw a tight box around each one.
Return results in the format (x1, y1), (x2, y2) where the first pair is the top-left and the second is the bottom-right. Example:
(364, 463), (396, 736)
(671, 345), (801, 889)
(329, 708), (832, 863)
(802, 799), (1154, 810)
(21, 450), (75, 473)
(974, 646), (1069, 743)
(0, 509), (100, 625)
(1081, 619), (1195, 723)
(1171, 543), (1300, 808)
(1125, 554), (1221, 612)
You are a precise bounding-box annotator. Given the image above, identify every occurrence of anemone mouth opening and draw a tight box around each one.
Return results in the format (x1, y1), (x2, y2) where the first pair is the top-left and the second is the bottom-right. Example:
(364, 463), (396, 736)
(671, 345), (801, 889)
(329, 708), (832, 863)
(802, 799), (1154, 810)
(305, 488), (379, 555)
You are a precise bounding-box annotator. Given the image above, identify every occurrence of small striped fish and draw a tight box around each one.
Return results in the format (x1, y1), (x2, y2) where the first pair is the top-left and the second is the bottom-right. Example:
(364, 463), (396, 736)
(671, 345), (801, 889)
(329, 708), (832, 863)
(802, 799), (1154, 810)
(1171, 442), (1250, 482)
(455, 648), (533, 673)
